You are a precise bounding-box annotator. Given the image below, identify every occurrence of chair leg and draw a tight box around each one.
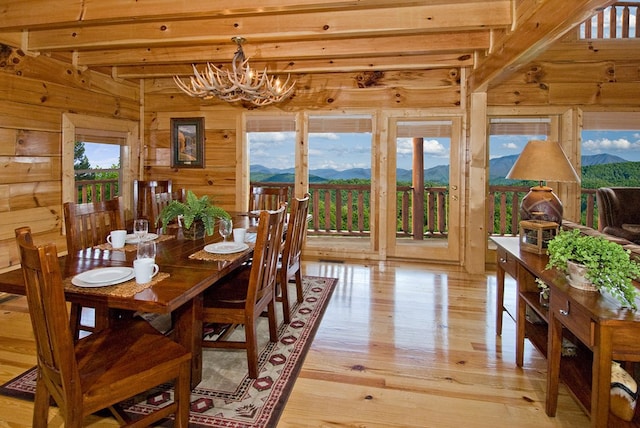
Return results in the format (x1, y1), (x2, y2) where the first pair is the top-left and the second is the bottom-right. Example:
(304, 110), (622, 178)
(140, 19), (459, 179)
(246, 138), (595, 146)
(279, 272), (292, 324)
(32, 377), (51, 428)
(69, 303), (82, 340)
(174, 360), (192, 427)
(245, 315), (259, 378)
(294, 269), (304, 303)
(267, 301), (278, 342)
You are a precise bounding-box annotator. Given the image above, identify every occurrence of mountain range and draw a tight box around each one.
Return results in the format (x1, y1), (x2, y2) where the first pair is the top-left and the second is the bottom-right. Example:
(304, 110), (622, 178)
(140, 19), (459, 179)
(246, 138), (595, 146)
(251, 153), (629, 184)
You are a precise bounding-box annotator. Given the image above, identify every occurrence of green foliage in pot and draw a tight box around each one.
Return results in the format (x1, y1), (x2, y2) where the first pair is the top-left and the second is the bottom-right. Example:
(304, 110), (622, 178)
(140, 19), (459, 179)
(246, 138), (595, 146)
(159, 190), (230, 236)
(546, 228), (640, 309)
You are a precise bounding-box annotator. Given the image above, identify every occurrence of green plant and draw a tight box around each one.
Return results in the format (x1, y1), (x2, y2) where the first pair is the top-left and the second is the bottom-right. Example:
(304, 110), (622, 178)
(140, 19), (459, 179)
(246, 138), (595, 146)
(159, 190), (230, 236)
(546, 229), (640, 309)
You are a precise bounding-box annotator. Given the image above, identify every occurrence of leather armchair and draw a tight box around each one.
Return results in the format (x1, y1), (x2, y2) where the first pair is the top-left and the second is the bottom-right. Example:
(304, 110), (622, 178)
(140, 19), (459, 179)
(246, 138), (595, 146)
(596, 187), (640, 244)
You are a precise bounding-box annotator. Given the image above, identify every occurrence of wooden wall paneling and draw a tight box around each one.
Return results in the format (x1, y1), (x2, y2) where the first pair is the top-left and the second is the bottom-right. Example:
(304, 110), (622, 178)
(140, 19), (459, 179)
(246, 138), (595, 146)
(0, 73), (139, 120)
(548, 83), (601, 104)
(0, 185), (8, 211)
(0, 129), (17, 156)
(523, 61), (616, 83)
(487, 81), (550, 106)
(9, 182), (61, 211)
(0, 47), (92, 90)
(598, 82), (640, 104)
(14, 130), (60, 156)
(0, 206), (60, 240)
(0, 100), (62, 132)
(0, 156), (60, 184)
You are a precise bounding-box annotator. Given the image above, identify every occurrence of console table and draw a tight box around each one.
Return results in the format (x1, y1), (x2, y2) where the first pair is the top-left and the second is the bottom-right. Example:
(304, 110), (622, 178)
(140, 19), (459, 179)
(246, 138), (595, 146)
(492, 236), (640, 428)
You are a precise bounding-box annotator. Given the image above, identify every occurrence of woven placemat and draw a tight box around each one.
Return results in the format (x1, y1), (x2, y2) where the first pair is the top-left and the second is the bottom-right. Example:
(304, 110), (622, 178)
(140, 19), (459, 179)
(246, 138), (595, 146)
(64, 272), (170, 297)
(93, 234), (175, 252)
(188, 244), (254, 262)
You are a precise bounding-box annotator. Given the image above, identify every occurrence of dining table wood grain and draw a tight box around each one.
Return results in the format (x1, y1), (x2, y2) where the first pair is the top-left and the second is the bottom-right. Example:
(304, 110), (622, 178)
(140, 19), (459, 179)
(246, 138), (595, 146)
(0, 212), (256, 388)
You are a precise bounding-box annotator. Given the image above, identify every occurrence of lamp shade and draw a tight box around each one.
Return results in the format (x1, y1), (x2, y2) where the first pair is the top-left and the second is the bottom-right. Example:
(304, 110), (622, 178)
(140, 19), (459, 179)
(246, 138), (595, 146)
(506, 140), (581, 183)
(506, 140), (580, 224)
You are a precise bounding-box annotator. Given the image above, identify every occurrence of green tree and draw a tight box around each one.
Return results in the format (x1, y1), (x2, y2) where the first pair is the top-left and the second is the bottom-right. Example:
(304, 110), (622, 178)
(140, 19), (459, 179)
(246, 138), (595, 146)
(74, 141), (94, 180)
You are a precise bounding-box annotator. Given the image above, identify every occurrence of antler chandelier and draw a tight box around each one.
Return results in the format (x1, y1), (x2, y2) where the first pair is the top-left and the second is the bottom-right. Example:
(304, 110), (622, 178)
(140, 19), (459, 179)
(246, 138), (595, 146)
(174, 37), (295, 106)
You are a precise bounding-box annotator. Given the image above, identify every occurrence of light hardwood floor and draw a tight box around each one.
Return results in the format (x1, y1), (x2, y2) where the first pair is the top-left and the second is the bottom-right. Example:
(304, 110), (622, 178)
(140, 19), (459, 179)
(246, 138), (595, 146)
(0, 260), (590, 427)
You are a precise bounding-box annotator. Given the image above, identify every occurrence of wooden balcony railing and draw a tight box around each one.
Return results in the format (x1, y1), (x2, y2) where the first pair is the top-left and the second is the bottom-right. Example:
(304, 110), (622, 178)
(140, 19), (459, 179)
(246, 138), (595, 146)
(251, 182), (599, 239)
(74, 178), (119, 203)
(76, 178), (599, 239)
(581, 2), (639, 39)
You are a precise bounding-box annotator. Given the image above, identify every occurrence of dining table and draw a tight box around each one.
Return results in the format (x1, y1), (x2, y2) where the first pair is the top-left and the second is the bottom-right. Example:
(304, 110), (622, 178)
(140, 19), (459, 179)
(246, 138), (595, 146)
(0, 212), (256, 388)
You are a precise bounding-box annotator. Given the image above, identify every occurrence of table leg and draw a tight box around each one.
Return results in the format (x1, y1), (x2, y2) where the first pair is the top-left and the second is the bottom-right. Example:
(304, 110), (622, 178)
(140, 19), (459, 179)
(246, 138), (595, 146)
(545, 312), (563, 416)
(173, 294), (203, 389)
(592, 328), (612, 428)
(496, 263), (505, 335)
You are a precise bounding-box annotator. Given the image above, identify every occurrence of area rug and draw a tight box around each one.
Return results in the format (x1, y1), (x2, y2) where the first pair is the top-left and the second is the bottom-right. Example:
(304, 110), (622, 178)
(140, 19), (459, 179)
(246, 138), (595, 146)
(0, 275), (338, 427)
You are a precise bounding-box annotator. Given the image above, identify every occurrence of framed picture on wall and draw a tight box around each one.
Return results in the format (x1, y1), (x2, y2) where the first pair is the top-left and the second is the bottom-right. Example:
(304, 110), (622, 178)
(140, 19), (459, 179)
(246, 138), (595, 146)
(171, 117), (205, 168)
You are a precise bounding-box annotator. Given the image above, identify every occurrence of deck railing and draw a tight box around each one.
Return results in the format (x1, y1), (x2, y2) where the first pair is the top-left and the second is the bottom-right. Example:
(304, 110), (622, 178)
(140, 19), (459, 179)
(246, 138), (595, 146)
(76, 178), (599, 238)
(74, 177), (119, 203)
(252, 181), (599, 239)
(581, 2), (639, 39)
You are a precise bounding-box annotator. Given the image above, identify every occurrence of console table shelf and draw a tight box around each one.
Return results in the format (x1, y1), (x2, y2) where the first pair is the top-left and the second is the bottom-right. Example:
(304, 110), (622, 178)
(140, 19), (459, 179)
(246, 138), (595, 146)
(492, 236), (640, 428)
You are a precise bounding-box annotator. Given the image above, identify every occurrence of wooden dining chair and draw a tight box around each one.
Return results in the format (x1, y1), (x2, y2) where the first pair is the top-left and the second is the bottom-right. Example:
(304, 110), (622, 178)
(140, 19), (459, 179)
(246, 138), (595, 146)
(15, 227), (191, 428)
(249, 186), (289, 211)
(133, 179), (172, 221)
(63, 197), (126, 338)
(202, 205), (286, 378)
(149, 191), (172, 231)
(277, 193), (310, 324)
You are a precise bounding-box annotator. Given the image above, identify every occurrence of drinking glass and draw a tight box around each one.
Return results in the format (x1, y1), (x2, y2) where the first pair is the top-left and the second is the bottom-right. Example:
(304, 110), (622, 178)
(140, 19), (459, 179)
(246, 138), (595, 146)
(219, 218), (233, 242)
(136, 240), (156, 262)
(133, 219), (149, 242)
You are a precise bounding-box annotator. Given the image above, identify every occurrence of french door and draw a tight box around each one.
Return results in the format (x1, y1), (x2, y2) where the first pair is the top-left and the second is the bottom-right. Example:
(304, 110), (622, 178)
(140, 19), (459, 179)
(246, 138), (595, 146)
(387, 116), (462, 262)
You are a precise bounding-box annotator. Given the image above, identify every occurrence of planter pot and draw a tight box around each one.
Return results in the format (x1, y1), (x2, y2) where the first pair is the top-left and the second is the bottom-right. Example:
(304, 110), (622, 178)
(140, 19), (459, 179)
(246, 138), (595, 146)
(566, 260), (599, 292)
(183, 220), (205, 240)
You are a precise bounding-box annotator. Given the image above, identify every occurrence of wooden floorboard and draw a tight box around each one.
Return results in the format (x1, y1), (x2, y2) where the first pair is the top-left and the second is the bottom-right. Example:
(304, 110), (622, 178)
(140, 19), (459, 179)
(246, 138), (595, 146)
(0, 259), (590, 427)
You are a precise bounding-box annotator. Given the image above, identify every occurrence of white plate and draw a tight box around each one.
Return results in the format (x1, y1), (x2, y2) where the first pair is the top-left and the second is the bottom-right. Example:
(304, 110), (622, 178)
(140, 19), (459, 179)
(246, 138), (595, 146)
(125, 233), (159, 244)
(72, 267), (135, 287)
(204, 242), (249, 254)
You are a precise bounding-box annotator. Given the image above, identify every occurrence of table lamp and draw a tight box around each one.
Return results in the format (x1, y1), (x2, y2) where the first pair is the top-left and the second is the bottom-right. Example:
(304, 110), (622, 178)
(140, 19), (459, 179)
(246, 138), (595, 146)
(506, 140), (581, 225)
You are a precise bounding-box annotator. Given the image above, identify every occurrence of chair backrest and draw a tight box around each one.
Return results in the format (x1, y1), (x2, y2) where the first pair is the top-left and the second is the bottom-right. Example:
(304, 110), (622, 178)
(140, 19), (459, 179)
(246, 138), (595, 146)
(249, 186), (289, 212)
(63, 197), (125, 254)
(149, 191), (182, 229)
(596, 187), (640, 230)
(281, 194), (310, 275)
(247, 205), (286, 309)
(133, 179), (172, 221)
(15, 227), (79, 410)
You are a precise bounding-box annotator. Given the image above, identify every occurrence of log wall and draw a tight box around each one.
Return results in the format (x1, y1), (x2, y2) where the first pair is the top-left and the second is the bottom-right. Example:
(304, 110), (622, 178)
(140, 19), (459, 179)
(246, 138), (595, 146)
(0, 48), (139, 272)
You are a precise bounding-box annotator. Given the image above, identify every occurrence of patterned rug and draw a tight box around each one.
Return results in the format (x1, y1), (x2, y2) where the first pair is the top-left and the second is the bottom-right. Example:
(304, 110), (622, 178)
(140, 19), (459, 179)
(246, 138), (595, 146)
(0, 276), (338, 427)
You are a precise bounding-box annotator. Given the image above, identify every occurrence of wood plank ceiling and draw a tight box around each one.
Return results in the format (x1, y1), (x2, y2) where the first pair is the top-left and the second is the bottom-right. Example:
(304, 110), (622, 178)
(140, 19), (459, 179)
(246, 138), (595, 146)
(0, 0), (617, 91)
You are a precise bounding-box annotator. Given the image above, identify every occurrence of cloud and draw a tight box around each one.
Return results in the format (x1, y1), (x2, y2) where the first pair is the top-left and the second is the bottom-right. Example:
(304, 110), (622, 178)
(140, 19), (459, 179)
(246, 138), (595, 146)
(309, 132), (340, 141)
(502, 142), (519, 150)
(582, 137), (640, 153)
(397, 138), (447, 157)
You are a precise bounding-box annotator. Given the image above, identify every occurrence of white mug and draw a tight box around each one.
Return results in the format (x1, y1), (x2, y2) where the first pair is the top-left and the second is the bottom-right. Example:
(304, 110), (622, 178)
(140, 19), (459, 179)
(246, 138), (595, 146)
(107, 229), (127, 249)
(134, 258), (159, 284)
(233, 228), (247, 243)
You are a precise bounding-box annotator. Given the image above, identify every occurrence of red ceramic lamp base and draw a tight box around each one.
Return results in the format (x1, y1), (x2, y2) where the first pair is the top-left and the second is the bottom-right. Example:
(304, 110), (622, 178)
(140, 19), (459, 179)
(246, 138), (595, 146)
(519, 185), (563, 224)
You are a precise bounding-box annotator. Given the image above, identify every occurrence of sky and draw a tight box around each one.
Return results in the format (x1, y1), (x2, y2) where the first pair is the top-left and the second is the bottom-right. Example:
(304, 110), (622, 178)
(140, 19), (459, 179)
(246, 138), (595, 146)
(84, 130), (640, 171)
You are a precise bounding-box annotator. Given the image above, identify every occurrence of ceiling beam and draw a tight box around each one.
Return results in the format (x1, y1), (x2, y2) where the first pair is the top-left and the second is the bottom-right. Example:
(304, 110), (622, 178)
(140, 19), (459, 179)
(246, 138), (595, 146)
(75, 32), (491, 67)
(468, 0), (617, 92)
(25, 2), (511, 51)
(0, 0), (502, 30)
(114, 53), (475, 78)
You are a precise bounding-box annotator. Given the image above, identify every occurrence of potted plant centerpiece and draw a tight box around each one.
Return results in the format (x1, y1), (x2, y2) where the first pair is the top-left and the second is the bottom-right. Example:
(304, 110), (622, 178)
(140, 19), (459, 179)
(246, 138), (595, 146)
(546, 228), (640, 309)
(159, 190), (230, 240)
